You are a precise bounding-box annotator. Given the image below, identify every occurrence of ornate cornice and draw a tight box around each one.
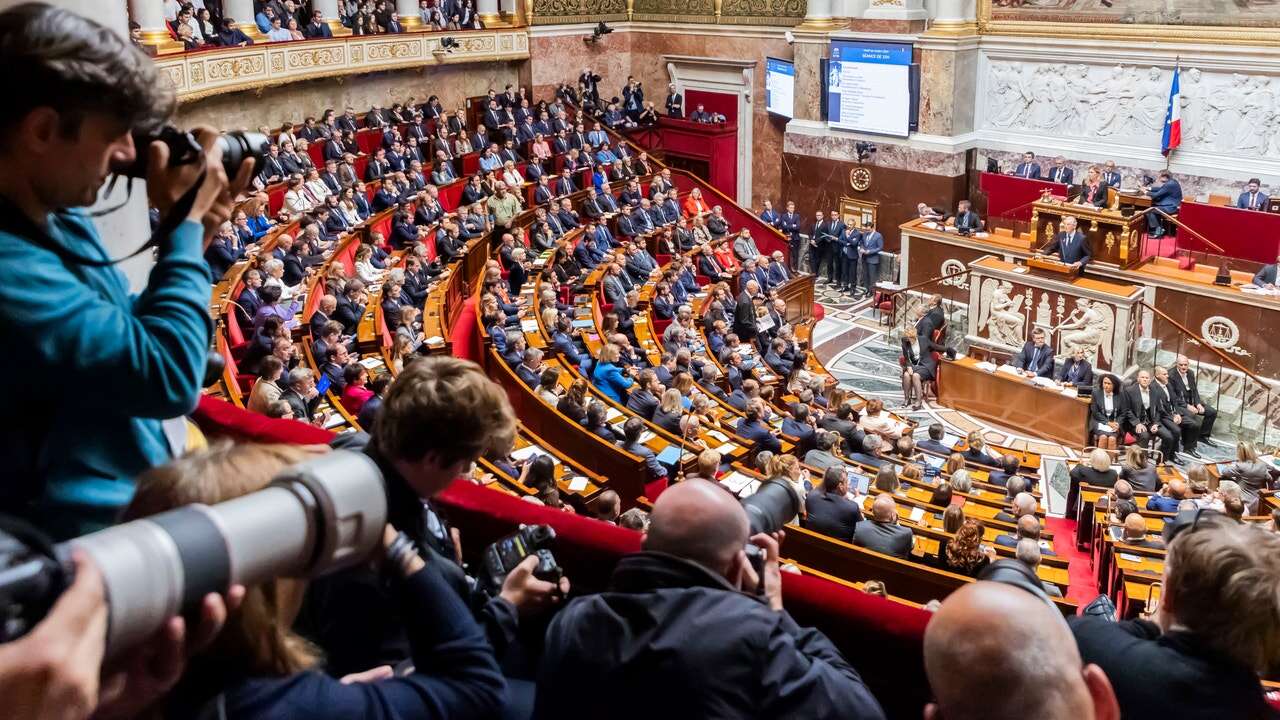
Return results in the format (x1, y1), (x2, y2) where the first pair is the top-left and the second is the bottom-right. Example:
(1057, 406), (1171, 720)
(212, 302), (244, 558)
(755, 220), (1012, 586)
(157, 29), (530, 103)
(976, 0), (1280, 45)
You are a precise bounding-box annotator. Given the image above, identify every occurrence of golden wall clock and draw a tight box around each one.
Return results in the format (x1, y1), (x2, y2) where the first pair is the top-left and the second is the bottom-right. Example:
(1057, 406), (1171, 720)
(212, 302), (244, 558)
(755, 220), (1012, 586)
(849, 166), (872, 192)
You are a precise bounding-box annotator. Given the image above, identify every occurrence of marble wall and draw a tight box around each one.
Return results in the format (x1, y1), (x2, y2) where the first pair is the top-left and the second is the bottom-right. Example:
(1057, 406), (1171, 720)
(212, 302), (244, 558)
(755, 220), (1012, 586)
(528, 30), (634, 104)
(917, 44), (977, 136)
(177, 62), (523, 130)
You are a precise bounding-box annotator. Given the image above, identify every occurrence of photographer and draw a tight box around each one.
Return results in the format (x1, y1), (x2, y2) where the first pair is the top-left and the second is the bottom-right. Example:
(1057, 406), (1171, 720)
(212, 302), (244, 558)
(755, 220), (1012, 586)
(297, 358), (568, 707)
(535, 479), (885, 719)
(120, 442), (506, 719)
(0, 4), (252, 538)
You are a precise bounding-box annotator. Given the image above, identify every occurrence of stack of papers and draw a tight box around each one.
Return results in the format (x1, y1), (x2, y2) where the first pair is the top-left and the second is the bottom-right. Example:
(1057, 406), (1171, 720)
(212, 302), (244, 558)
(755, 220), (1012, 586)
(566, 476), (589, 492)
(720, 472), (754, 494)
(715, 442), (738, 455)
(975, 361), (998, 373)
(1030, 376), (1056, 388)
(425, 335), (445, 346)
(908, 507), (926, 523)
(359, 357), (383, 369)
(520, 320), (539, 332)
(510, 445), (542, 462)
(996, 364), (1023, 376)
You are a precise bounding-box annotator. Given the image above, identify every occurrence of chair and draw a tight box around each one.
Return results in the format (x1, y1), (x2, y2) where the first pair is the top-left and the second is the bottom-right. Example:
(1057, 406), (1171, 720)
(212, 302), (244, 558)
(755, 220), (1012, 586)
(1207, 193), (1231, 207)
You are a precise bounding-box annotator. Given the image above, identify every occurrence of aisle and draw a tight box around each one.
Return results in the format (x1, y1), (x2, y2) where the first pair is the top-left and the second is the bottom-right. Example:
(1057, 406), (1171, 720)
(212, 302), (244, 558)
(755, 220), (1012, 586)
(1044, 517), (1099, 608)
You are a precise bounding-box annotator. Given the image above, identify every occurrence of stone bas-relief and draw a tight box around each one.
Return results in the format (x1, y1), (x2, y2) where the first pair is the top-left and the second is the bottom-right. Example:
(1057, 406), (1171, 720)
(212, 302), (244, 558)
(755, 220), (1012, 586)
(982, 62), (1280, 163)
(989, 0), (1280, 28)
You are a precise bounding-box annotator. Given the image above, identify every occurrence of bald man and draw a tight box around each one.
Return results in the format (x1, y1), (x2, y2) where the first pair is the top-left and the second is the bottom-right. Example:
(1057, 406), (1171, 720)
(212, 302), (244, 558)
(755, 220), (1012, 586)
(535, 480), (885, 719)
(925, 582), (1120, 720)
(1119, 513), (1164, 550)
(994, 492), (1038, 524)
(1145, 478), (1184, 513)
(853, 495), (914, 559)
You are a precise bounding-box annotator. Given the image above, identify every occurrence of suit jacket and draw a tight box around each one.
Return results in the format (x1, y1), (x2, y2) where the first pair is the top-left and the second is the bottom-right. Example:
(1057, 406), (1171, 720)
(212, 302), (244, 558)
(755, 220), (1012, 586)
(1252, 263), (1278, 286)
(1013, 161), (1042, 179)
(780, 418), (816, 456)
(1237, 190), (1269, 210)
(1168, 369), (1204, 408)
(1047, 166), (1074, 184)
(853, 520), (913, 559)
(1102, 170), (1122, 188)
(732, 292), (757, 340)
(804, 490), (862, 542)
(332, 296), (364, 335)
(1080, 182), (1109, 208)
(735, 418), (782, 454)
(860, 231), (883, 264)
(1090, 389), (1124, 428)
(954, 210), (981, 233)
(1013, 341), (1055, 379)
(1057, 357), (1093, 387)
(1121, 384), (1163, 427)
(1044, 230), (1091, 266)
(1149, 178), (1183, 213)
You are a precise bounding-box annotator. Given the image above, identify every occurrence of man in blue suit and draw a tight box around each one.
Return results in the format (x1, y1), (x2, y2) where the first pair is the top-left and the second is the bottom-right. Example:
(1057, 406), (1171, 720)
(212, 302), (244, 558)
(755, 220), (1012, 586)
(1012, 328), (1055, 379)
(1012, 151), (1041, 179)
(1101, 160), (1122, 189)
(759, 199), (781, 230)
(856, 221), (882, 299)
(1145, 171), (1182, 238)
(1041, 215), (1091, 271)
(1236, 178), (1269, 211)
(837, 223), (861, 294)
(1046, 156), (1073, 185)
(778, 201), (802, 272)
(735, 400), (783, 454)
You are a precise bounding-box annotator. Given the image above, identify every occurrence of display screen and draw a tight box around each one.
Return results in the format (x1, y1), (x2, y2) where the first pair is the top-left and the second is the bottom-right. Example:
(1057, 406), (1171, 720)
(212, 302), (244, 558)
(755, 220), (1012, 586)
(826, 40), (912, 137)
(765, 57), (795, 119)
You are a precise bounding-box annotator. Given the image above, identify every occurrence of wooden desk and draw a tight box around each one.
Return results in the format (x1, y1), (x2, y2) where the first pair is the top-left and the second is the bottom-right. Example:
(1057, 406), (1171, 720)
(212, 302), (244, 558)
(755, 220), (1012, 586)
(1029, 199), (1146, 268)
(937, 356), (1090, 447)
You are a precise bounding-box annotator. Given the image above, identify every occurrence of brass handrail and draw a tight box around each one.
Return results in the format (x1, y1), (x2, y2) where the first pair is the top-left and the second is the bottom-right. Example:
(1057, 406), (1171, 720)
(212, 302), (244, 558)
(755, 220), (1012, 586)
(1142, 207), (1226, 254)
(1134, 299), (1270, 388)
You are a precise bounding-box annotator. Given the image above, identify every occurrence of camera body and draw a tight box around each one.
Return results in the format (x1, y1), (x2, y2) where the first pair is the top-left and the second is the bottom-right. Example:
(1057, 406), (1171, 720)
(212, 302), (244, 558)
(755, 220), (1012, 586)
(482, 524), (562, 593)
(855, 142), (877, 162)
(120, 126), (269, 181)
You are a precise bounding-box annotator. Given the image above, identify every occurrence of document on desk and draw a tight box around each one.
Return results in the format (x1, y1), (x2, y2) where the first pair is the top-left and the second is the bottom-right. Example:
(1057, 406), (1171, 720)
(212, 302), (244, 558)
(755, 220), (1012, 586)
(974, 361), (998, 373)
(359, 357), (383, 369)
(908, 507), (926, 523)
(1118, 553), (1144, 563)
(720, 471), (753, 494)
(521, 320), (538, 332)
(509, 445), (542, 462)
(424, 335), (445, 346)
(715, 442), (738, 456)
(639, 430), (657, 444)
(655, 446), (682, 465)
(1031, 376), (1056, 388)
(706, 430), (730, 444)
(567, 476), (590, 492)
(606, 406), (623, 422)
(996, 364), (1023, 376)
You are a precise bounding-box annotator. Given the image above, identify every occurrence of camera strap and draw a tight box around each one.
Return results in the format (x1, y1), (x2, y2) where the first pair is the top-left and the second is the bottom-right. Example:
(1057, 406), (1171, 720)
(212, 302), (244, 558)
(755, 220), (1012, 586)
(0, 171), (203, 268)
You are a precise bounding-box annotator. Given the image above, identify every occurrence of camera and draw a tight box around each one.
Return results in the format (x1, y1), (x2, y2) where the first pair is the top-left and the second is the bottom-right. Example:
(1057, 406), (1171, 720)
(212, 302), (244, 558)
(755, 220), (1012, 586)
(481, 524), (563, 593)
(0, 450), (386, 657)
(120, 126), (269, 181)
(855, 142), (877, 162)
(739, 478), (802, 589)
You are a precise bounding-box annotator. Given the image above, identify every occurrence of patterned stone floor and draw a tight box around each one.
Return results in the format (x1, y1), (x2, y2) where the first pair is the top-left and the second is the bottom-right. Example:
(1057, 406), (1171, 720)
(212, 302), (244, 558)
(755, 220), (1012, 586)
(810, 279), (1238, 516)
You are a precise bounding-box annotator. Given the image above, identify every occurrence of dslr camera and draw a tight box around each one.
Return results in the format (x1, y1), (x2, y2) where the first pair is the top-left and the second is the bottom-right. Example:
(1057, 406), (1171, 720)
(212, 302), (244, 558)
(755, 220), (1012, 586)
(120, 126), (270, 180)
(481, 524), (563, 593)
(738, 478), (803, 591)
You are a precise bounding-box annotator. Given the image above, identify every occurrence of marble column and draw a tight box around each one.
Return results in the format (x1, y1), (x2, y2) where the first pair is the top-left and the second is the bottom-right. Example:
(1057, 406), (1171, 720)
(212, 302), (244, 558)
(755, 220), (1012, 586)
(797, 0), (840, 30)
(790, 37), (827, 122)
(928, 0), (976, 32)
(125, 0), (182, 54)
(15, 0), (158, 289)
(863, 0), (927, 20)
(832, 0), (868, 19)
(310, 0), (349, 35)
(396, 0), (423, 28)
(477, 0), (501, 27)
(221, 0), (265, 40)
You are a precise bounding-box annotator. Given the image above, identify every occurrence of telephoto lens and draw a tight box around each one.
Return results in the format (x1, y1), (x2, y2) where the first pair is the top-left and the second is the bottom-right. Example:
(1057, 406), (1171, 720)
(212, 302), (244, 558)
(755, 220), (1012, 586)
(217, 130), (270, 178)
(69, 450), (386, 656)
(121, 127), (269, 180)
(740, 478), (802, 536)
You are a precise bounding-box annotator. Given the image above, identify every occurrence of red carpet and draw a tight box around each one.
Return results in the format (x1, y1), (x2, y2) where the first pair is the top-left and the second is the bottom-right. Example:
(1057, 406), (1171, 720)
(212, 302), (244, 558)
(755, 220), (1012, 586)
(1045, 517), (1098, 609)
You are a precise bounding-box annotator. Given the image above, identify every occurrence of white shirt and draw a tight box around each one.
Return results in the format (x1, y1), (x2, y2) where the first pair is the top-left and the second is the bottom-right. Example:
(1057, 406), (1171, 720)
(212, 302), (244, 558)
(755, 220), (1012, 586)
(267, 27), (293, 41)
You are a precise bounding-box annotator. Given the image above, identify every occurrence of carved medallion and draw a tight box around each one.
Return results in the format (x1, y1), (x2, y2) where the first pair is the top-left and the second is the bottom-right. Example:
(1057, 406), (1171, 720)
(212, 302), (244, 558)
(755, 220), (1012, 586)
(1104, 231), (1115, 252)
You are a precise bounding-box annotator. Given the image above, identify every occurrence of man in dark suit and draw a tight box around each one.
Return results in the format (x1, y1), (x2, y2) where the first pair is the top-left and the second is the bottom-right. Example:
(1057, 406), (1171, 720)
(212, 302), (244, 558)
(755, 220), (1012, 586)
(1144, 170), (1183, 238)
(917, 423), (953, 455)
(759, 199), (781, 230)
(1236, 178), (1268, 211)
(1012, 328), (1055, 379)
(733, 280), (760, 343)
(781, 403), (818, 456)
(625, 370), (661, 420)
(1011, 151), (1041, 179)
(804, 467), (863, 542)
(952, 199), (982, 234)
(837, 223), (861, 294)
(1101, 160), (1122, 189)
(1040, 215), (1091, 270)
(1170, 354), (1219, 446)
(916, 294), (945, 344)
(848, 435), (889, 470)
(987, 454), (1022, 488)
(1121, 370), (1175, 460)
(1252, 251), (1279, 287)
(1155, 365), (1201, 458)
(853, 495), (913, 559)
(1047, 156), (1073, 184)
(332, 280), (366, 336)
(735, 401), (782, 454)
(778, 201), (802, 271)
(856, 221), (882, 299)
(994, 515), (1055, 556)
(664, 83), (683, 118)
(819, 402), (865, 454)
(516, 348), (543, 387)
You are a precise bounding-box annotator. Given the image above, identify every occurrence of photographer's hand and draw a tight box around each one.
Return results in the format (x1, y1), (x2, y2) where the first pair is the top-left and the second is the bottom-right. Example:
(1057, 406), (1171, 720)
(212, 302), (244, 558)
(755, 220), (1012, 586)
(499, 555), (570, 617)
(0, 552), (106, 720)
(93, 586), (245, 720)
(146, 127), (256, 249)
(737, 531), (785, 612)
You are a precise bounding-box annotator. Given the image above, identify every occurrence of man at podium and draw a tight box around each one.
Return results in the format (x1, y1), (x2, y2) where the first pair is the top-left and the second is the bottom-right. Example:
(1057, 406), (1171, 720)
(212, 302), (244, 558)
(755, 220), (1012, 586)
(1039, 216), (1091, 271)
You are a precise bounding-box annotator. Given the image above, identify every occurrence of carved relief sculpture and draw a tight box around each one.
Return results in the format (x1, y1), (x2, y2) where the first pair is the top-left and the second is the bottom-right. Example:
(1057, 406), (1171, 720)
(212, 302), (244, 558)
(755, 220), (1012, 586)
(979, 279), (1027, 347)
(1054, 298), (1115, 366)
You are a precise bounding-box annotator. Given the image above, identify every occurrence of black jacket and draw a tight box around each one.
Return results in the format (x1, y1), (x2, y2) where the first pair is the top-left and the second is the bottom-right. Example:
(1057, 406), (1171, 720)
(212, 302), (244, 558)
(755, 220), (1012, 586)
(1070, 616), (1279, 720)
(535, 552), (885, 720)
(804, 489), (863, 542)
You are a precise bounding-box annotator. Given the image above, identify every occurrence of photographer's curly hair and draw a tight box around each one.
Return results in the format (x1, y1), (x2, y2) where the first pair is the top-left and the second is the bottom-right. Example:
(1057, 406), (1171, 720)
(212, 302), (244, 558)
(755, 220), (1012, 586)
(0, 3), (175, 141)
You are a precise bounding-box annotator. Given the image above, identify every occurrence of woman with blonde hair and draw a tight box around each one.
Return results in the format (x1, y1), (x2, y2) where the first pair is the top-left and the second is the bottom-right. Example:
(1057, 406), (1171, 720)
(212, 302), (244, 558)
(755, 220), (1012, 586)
(1119, 443), (1158, 491)
(962, 430), (999, 466)
(652, 388), (684, 435)
(389, 335), (412, 374)
(1221, 440), (1272, 514)
(500, 160), (524, 188)
(873, 464), (900, 494)
(943, 452), (966, 476)
(353, 244), (382, 284)
(122, 443), (507, 718)
(767, 453), (807, 516)
(1067, 447), (1119, 516)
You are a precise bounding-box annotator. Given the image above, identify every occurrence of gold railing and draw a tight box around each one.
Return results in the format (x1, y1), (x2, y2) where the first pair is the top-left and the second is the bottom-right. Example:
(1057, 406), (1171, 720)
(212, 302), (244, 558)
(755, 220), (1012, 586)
(156, 27), (530, 103)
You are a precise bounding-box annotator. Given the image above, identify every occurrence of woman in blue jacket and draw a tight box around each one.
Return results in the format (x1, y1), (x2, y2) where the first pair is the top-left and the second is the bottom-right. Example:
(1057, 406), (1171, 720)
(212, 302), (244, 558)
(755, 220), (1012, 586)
(591, 343), (633, 403)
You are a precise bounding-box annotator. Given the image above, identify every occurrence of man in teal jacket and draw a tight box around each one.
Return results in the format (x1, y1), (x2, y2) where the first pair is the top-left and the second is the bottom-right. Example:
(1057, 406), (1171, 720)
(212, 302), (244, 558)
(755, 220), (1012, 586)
(0, 4), (250, 538)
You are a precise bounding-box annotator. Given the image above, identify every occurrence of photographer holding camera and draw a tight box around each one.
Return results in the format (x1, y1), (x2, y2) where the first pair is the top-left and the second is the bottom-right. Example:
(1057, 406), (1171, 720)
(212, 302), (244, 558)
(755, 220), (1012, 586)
(0, 4), (254, 539)
(534, 479), (885, 719)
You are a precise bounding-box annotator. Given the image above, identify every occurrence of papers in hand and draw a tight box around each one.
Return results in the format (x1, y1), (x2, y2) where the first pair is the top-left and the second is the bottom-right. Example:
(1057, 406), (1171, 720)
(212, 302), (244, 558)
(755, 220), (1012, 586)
(510, 445), (541, 462)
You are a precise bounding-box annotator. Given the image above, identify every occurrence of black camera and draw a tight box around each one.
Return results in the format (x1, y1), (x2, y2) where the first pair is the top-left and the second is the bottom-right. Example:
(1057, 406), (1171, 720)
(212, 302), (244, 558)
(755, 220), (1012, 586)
(738, 479), (802, 592)
(121, 126), (269, 180)
(855, 142), (877, 162)
(482, 524), (563, 593)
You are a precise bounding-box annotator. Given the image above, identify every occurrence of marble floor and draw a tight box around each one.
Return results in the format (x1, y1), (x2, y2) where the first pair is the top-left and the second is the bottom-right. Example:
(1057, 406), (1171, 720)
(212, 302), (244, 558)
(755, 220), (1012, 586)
(810, 280), (1239, 517)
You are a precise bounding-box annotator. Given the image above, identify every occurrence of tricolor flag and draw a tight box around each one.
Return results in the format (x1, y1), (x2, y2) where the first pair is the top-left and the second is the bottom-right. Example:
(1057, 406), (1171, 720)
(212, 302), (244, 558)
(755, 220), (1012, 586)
(1162, 64), (1182, 157)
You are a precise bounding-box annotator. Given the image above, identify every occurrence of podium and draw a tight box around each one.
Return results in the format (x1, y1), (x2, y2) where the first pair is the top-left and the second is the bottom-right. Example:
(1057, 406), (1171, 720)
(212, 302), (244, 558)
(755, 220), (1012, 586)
(1028, 200), (1148, 269)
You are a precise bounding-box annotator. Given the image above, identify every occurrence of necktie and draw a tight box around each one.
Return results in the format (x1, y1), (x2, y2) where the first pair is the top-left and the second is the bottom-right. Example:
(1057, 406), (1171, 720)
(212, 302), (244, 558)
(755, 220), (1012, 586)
(1031, 347), (1040, 369)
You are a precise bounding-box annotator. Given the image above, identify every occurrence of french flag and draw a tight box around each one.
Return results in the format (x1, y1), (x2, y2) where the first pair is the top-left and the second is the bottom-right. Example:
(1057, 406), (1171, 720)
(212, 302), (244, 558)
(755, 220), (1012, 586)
(1162, 65), (1182, 157)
